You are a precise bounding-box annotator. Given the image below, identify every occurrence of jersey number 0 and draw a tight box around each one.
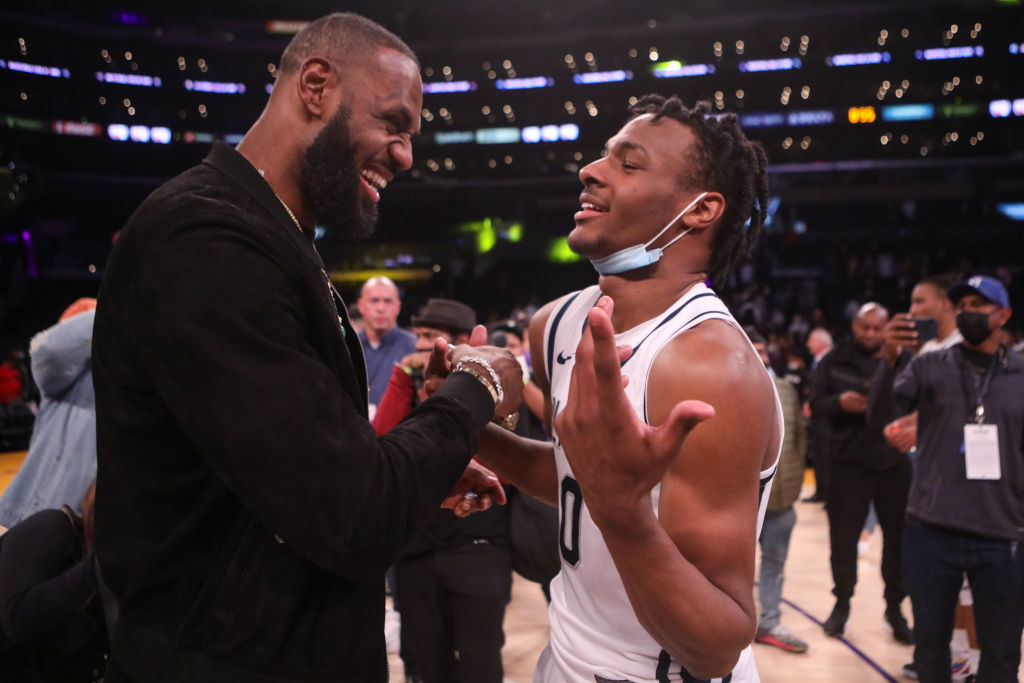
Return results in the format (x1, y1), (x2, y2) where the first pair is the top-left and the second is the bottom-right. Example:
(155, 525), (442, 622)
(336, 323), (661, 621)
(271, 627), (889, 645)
(559, 475), (583, 566)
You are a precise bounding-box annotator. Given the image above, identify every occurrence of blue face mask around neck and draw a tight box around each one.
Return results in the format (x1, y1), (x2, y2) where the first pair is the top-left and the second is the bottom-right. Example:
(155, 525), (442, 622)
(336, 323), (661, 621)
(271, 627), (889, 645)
(589, 192), (709, 275)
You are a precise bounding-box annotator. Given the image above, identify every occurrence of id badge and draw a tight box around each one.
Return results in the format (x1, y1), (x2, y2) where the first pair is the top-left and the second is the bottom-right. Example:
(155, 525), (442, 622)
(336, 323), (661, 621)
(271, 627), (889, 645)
(964, 423), (1000, 480)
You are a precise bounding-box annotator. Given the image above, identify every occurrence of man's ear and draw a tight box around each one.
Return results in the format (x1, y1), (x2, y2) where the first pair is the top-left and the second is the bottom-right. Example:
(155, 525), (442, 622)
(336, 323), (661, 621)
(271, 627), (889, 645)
(680, 192), (725, 232)
(296, 57), (335, 119)
(994, 306), (1013, 328)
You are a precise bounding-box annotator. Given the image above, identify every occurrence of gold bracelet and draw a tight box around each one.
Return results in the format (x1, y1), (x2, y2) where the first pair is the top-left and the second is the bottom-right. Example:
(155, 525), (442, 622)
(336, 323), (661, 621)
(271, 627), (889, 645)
(454, 356), (504, 405)
(455, 358), (517, 430)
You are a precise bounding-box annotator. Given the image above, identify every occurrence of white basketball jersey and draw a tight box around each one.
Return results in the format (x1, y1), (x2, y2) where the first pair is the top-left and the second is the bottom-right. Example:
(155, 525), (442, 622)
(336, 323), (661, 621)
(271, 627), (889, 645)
(535, 282), (782, 683)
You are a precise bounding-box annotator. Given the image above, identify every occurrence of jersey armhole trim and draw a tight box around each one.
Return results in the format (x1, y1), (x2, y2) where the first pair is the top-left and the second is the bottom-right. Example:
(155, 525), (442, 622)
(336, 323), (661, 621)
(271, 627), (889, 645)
(546, 291), (583, 386)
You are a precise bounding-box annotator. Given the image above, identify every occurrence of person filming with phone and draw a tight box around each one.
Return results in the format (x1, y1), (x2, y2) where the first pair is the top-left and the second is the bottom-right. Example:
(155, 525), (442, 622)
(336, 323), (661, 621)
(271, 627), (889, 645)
(879, 276), (963, 455)
(868, 274), (1024, 683)
(888, 275), (962, 356)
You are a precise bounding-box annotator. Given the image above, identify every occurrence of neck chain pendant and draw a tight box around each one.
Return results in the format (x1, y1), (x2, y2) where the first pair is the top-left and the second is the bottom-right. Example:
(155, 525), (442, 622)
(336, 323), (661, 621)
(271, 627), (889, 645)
(258, 169), (303, 234)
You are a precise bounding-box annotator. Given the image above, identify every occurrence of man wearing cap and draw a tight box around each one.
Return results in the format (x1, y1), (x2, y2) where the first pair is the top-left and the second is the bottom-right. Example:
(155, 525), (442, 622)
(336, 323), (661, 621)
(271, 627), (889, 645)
(878, 275), (972, 681)
(868, 275), (1024, 683)
(374, 298), (513, 683)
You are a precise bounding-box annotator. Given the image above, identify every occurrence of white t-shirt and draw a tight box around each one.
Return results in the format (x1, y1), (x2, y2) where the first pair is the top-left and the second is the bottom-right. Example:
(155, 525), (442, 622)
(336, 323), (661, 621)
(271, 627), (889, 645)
(918, 329), (963, 355)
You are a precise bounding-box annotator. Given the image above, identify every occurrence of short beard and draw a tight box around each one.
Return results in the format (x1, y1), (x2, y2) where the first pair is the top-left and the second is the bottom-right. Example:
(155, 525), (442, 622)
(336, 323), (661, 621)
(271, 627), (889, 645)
(299, 107), (378, 241)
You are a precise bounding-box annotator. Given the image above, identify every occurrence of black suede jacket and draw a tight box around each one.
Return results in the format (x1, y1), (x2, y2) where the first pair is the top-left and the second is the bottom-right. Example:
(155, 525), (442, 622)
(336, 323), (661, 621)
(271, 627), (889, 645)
(92, 142), (493, 682)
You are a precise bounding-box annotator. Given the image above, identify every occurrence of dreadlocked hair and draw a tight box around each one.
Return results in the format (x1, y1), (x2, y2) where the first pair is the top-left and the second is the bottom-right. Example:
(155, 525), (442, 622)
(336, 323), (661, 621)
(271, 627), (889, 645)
(627, 94), (769, 285)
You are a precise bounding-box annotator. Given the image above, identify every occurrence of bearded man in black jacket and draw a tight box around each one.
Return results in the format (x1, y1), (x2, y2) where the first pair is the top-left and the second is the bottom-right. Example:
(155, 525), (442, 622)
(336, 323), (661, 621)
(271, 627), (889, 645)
(92, 13), (522, 683)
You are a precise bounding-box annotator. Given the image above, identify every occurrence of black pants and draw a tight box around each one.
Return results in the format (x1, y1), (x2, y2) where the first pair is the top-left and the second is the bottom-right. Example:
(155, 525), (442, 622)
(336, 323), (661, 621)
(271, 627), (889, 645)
(826, 459), (910, 605)
(394, 541), (512, 683)
(103, 663), (135, 683)
(808, 419), (830, 496)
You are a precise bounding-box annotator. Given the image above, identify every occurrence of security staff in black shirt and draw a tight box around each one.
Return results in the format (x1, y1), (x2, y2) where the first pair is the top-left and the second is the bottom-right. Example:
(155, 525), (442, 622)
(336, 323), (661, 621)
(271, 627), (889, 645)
(810, 302), (912, 642)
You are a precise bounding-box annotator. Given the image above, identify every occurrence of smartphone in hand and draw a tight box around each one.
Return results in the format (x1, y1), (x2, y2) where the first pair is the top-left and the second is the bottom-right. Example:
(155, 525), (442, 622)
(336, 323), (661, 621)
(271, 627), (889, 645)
(909, 317), (938, 342)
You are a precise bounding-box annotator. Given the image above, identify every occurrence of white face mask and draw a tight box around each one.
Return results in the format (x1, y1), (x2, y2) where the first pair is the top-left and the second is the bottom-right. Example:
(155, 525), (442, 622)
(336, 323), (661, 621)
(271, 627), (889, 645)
(589, 192), (709, 275)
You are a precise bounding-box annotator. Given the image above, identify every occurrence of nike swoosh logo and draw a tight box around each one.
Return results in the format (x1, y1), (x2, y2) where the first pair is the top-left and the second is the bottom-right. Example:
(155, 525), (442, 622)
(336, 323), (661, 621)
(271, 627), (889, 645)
(556, 350), (573, 365)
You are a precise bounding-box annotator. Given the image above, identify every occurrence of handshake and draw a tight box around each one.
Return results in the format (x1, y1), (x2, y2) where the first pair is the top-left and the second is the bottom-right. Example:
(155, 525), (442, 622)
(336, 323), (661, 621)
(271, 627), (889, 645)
(417, 325), (524, 430)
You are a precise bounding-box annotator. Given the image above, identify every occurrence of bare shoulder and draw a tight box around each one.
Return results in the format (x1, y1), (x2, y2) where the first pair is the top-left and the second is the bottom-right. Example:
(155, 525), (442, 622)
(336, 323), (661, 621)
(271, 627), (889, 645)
(648, 319), (778, 469)
(651, 319), (778, 605)
(651, 319), (772, 400)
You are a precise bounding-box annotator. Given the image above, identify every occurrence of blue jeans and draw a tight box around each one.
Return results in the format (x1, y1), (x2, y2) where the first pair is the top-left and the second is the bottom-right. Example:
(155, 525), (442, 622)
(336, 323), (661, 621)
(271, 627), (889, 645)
(903, 519), (1024, 683)
(758, 506), (797, 629)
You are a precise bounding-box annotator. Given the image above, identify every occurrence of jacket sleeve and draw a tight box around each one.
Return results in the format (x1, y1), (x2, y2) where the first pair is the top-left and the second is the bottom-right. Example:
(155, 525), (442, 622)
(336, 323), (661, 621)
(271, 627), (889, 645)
(120, 215), (493, 580)
(0, 510), (97, 642)
(867, 355), (919, 429)
(809, 351), (844, 419)
(29, 310), (95, 399)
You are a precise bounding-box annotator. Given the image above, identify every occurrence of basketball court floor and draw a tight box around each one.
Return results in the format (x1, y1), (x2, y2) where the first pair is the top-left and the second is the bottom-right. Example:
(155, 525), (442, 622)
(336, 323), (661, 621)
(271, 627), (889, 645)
(3, 451), (1019, 682)
(386, 481), (926, 683)
(387, 471), (1024, 683)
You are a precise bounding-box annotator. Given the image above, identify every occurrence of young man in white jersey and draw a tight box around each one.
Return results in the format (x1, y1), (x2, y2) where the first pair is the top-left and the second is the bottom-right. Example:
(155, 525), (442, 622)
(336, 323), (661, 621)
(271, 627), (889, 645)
(467, 94), (779, 682)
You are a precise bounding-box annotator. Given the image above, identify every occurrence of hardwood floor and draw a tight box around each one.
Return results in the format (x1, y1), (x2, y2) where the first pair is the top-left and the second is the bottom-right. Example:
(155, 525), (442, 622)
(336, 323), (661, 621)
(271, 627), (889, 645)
(390, 477), (1023, 682)
(487, 490), (925, 683)
(0, 449), (25, 493)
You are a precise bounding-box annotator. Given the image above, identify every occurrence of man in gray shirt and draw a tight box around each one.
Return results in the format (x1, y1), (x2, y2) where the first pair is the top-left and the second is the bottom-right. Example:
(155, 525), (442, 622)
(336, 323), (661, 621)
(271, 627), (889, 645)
(868, 275), (1024, 683)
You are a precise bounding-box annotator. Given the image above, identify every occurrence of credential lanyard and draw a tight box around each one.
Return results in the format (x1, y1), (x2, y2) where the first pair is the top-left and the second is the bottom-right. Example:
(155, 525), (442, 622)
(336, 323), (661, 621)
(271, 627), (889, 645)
(957, 346), (999, 424)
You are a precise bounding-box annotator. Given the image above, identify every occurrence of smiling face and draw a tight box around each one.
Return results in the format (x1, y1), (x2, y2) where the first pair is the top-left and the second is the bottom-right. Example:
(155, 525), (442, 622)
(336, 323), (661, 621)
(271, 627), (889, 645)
(299, 47), (421, 240)
(569, 114), (707, 261)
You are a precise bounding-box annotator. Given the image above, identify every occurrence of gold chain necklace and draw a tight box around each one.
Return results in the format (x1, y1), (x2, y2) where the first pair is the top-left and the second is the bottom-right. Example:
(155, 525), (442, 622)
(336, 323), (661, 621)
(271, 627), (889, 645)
(257, 169), (303, 234)
(256, 171), (345, 337)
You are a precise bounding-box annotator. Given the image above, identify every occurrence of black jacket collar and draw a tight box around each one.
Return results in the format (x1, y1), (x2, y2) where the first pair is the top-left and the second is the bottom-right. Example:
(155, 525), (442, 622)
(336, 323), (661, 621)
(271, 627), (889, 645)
(202, 141), (313, 242)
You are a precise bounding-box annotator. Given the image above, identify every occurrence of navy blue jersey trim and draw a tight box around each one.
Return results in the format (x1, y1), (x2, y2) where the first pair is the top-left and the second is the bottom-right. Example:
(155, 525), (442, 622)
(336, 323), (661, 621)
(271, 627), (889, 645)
(656, 650), (672, 682)
(681, 664), (733, 682)
(623, 293), (720, 369)
(578, 290), (605, 335)
(759, 469), (776, 504)
(675, 308), (731, 337)
(547, 291), (583, 383)
(637, 303), (727, 422)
